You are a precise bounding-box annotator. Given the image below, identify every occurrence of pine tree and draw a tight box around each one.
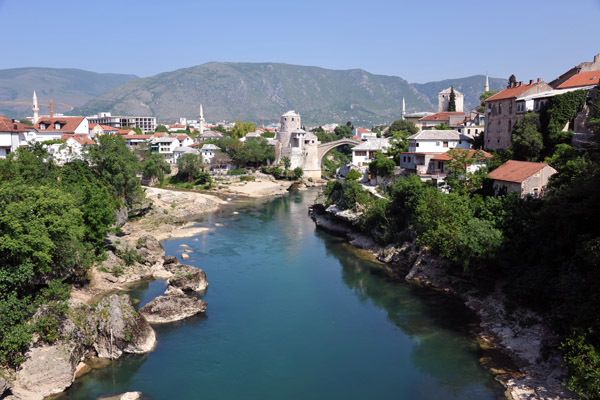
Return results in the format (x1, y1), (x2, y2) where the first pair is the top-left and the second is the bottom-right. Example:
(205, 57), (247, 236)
(448, 86), (456, 112)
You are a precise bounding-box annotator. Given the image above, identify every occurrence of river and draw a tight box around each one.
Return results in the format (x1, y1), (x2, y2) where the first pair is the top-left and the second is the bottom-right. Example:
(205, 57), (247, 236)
(60, 189), (503, 399)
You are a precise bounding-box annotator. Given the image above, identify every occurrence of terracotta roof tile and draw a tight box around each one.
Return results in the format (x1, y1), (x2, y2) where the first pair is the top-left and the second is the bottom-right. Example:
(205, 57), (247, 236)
(486, 82), (543, 102)
(557, 70), (600, 89)
(488, 160), (551, 183)
(123, 135), (151, 140)
(34, 117), (85, 133)
(419, 112), (466, 122)
(431, 149), (493, 161)
(0, 116), (33, 132)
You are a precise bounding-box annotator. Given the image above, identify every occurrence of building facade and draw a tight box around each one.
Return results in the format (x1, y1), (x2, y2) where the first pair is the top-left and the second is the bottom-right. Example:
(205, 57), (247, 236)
(88, 112), (156, 133)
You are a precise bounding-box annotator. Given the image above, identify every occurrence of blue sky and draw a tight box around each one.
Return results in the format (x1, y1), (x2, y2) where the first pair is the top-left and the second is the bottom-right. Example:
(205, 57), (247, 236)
(0, 0), (599, 83)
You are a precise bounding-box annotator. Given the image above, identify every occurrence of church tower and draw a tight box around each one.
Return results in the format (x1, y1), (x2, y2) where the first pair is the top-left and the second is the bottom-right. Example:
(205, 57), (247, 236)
(199, 104), (205, 134)
(32, 91), (39, 123)
(484, 73), (490, 92)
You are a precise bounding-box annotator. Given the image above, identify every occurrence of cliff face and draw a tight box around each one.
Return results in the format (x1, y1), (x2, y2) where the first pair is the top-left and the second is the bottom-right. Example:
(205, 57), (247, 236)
(308, 202), (575, 400)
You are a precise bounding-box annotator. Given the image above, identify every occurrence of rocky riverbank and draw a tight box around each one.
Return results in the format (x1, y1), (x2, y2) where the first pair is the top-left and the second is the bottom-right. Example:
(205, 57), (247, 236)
(309, 202), (575, 400)
(1, 187), (227, 399)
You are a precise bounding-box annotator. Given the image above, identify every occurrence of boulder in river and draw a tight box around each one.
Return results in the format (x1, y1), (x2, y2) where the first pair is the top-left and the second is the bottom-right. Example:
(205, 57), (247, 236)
(93, 294), (156, 359)
(165, 264), (209, 293)
(140, 295), (207, 324)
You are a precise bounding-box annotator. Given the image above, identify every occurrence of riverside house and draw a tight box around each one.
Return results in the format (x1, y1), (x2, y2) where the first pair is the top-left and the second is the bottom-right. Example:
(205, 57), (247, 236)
(488, 160), (557, 198)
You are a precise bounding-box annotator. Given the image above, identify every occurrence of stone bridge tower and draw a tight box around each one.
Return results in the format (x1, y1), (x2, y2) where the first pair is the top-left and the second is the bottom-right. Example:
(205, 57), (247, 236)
(275, 110), (321, 180)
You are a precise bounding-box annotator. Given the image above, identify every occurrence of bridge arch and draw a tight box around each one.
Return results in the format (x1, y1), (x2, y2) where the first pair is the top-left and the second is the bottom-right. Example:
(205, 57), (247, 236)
(316, 138), (361, 165)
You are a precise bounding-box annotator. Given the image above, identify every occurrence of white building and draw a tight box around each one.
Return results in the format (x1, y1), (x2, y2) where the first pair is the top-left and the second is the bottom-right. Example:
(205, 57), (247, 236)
(173, 134), (194, 147)
(351, 138), (391, 167)
(353, 127), (377, 140)
(438, 87), (464, 112)
(32, 117), (89, 142)
(400, 130), (471, 176)
(0, 117), (35, 157)
(48, 134), (95, 164)
(173, 146), (200, 164)
(150, 137), (179, 163)
(87, 112), (156, 133)
(123, 134), (152, 147)
(200, 143), (219, 164)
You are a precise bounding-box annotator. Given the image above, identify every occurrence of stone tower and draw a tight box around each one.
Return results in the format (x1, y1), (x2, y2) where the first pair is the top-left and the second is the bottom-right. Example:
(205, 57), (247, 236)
(484, 73), (490, 92)
(32, 91), (39, 123)
(438, 87), (464, 112)
(274, 110), (320, 179)
(199, 104), (205, 134)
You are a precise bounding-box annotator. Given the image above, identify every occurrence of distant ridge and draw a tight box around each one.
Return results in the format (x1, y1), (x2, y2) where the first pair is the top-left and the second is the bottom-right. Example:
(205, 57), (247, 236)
(0, 67), (138, 118)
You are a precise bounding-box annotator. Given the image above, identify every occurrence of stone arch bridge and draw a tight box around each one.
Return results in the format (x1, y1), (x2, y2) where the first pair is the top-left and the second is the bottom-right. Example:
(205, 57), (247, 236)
(316, 138), (361, 165)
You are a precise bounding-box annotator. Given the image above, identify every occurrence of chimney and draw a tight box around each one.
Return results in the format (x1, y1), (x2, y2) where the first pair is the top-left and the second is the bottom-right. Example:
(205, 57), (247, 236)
(537, 78), (541, 83)
(529, 80), (533, 85)
(519, 81), (523, 86)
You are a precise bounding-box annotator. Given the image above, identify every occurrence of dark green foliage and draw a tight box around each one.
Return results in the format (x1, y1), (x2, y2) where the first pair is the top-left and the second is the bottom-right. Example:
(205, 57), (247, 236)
(368, 151), (395, 177)
(231, 137), (274, 167)
(142, 153), (171, 183)
(271, 167), (283, 179)
(227, 169), (247, 176)
(155, 125), (169, 132)
(293, 167), (303, 180)
(433, 122), (452, 130)
(448, 86), (456, 112)
(589, 84), (600, 134)
(511, 112), (544, 161)
(177, 153), (204, 182)
(282, 156), (291, 170)
(539, 89), (588, 152)
(477, 91), (499, 113)
(334, 125), (352, 139)
(88, 134), (142, 205)
(560, 330), (600, 399)
(19, 118), (33, 126)
(345, 169), (362, 181)
(261, 131), (275, 138)
(387, 119), (418, 137)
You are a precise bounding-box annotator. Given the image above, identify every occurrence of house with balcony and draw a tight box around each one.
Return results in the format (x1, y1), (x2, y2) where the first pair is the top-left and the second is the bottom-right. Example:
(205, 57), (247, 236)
(150, 137), (179, 163)
(33, 117), (89, 142)
(351, 138), (390, 167)
(399, 129), (471, 178)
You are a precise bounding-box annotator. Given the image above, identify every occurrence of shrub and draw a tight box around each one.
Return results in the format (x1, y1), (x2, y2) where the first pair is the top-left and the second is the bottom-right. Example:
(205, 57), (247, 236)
(271, 167), (283, 179)
(345, 169), (362, 181)
(240, 175), (256, 182)
(293, 167), (304, 180)
(228, 169), (246, 176)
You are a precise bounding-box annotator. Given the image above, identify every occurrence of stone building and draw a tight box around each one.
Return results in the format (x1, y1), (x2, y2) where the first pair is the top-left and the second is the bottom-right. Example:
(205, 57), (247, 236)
(483, 79), (552, 151)
(274, 110), (321, 180)
(488, 160), (557, 198)
(438, 87), (464, 112)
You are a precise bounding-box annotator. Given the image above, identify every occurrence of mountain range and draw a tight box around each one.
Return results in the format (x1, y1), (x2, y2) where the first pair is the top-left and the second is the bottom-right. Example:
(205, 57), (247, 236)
(0, 64), (507, 126)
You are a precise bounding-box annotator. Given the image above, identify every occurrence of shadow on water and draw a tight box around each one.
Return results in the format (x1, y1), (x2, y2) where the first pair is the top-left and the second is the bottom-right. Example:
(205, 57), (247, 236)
(314, 229), (503, 397)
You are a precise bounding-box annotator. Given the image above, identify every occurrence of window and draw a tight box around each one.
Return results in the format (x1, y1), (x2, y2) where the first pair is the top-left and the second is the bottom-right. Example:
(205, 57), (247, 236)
(40, 123), (46, 130)
(415, 142), (419, 147)
(508, 120), (512, 133)
(443, 141), (448, 148)
(55, 123), (61, 129)
(499, 104), (502, 114)
(497, 122), (501, 133)
(436, 141), (440, 146)
(509, 104), (513, 114)
(468, 129), (471, 134)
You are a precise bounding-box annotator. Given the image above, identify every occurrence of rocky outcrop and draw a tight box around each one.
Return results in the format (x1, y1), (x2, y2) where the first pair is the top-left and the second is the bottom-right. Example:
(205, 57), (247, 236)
(14, 343), (84, 398)
(99, 391), (142, 400)
(140, 295), (207, 324)
(165, 263), (209, 293)
(93, 295), (156, 359)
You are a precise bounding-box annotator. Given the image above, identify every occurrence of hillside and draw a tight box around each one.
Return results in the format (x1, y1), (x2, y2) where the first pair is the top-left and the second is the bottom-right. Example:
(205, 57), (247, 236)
(74, 62), (435, 126)
(412, 75), (507, 111)
(0, 68), (138, 118)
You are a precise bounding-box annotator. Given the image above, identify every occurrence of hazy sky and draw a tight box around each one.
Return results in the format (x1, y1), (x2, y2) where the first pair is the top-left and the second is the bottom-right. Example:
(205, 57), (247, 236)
(1, 0), (599, 83)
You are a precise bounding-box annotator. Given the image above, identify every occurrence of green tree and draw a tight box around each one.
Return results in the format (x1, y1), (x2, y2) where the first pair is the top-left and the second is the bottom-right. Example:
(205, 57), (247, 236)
(560, 330), (600, 399)
(88, 134), (142, 204)
(231, 137), (274, 167)
(511, 112), (544, 161)
(369, 151), (395, 178)
(334, 125), (353, 139)
(293, 167), (303, 180)
(155, 125), (169, 132)
(18, 118), (33, 126)
(230, 121), (257, 139)
(508, 74), (517, 88)
(142, 153), (171, 184)
(177, 153), (204, 182)
(589, 82), (600, 134)
(282, 156), (291, 170)
(443, 149), (489, 195)
(345, 169), (362, 181)
(387, 119), (418, 137)
(434, 122), (452, 130)
(477, 91), (499, 113)
(448, 86), (456, 112)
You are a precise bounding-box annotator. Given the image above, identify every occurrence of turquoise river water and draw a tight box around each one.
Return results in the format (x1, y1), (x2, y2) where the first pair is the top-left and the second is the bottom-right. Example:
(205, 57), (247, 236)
(60, 189), (503, 399)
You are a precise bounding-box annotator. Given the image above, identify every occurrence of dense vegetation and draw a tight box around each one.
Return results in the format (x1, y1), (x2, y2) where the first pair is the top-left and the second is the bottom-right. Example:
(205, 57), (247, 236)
(321, 85), (600, 398)
(0, 136), (141, 366)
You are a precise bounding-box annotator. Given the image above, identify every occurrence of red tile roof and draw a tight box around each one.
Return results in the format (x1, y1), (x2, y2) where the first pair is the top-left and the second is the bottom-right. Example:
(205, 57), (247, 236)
(0, 116), (33, 132)
(176, 135), (190, 140)
(419, 112), (466, 122)
(34, 117), (85, 133)
(488, 160), (551, 183)
(431, 149), (493, 161)
(189, 143), (202, 147)
(60, 134), (95, 146)
(557, 70), (600, 89)
(123, 135), (151, 140)
(117, 129), (135, 135)
(356, 127), (372, 133)
(486, 82), (543, 102)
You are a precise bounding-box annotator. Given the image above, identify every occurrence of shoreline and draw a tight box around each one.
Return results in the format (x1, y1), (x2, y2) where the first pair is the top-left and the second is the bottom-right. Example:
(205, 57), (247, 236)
(308, 204), (575, 400)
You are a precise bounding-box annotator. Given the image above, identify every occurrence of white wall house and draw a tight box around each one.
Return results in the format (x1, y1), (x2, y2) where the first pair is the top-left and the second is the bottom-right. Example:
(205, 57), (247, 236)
(200, 143), (219, 164)
(0, 117), (35, 157)
(150, 137), (179, 163)
(123, 135), (151, 147)
(33, 117), (89, 142)
(351, 138), (390, 167)
(400, 130), (471, 177)
(47, 135), (95, 164)
(353, 127), (377, 140)
(173, 146), (200, 164)
(173, 134), (194, 147)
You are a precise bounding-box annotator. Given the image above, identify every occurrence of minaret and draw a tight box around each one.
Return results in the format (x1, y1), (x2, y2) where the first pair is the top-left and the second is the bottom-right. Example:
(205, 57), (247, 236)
(32, 91), (39, 123)
(484, 73), (490, 92)
(402, 97), (406, 119)
(199, 104), (205, 134)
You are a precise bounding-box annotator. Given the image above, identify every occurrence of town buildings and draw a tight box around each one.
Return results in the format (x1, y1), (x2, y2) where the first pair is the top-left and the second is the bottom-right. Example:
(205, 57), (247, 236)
(0, 117), (35, 157)
(33, 117), (90, 142)
(351, 138), (390, 167)
(274, 111), (321, 180)
(87, 112), (156, 133)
